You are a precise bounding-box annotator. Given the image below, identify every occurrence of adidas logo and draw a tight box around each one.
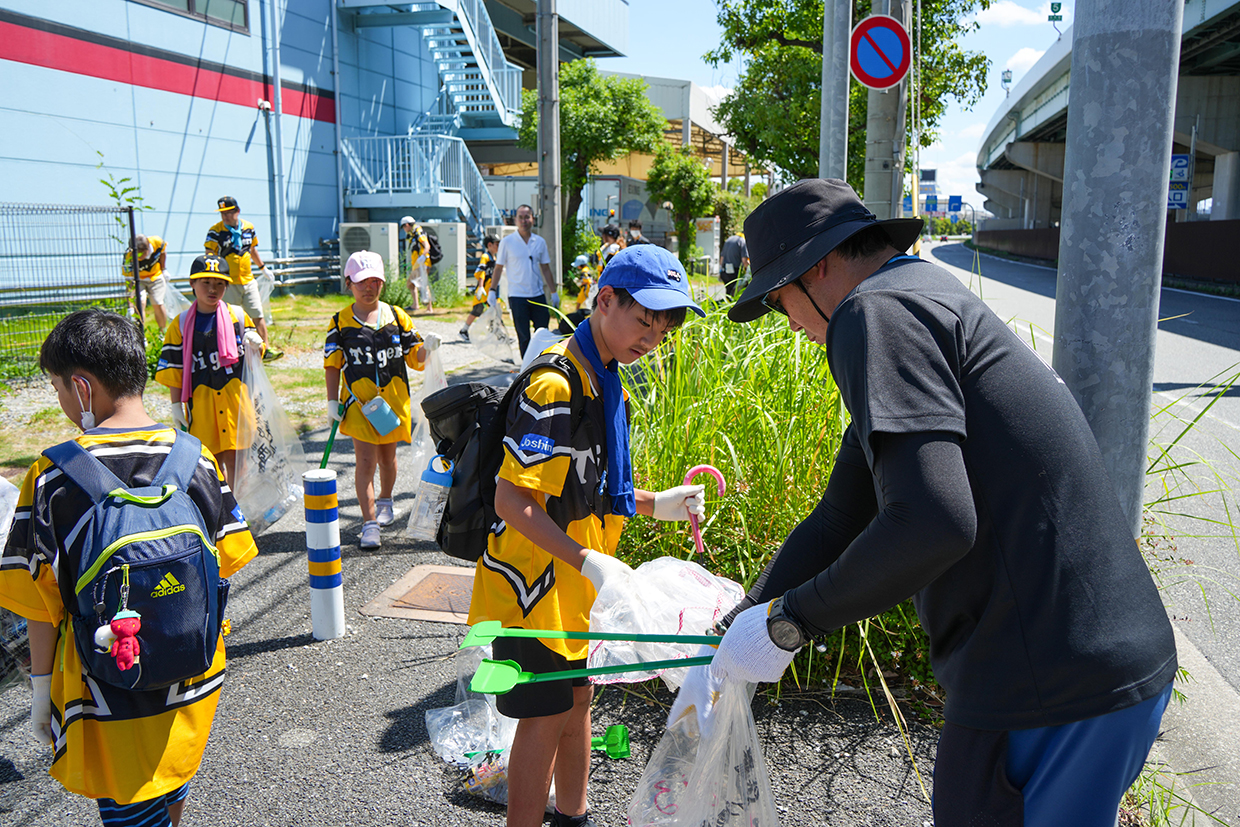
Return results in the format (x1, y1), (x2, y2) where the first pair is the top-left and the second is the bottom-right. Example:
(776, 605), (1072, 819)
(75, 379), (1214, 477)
(151, 573), (187, 598)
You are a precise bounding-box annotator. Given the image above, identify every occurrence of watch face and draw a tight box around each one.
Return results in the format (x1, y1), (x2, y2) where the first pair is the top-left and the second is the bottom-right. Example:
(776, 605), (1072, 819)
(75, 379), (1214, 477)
(768, 618), (804, 651)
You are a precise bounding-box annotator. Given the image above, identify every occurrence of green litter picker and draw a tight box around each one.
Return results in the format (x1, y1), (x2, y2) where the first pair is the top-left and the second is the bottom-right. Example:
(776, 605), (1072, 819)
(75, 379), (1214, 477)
(460, 620), (720, 650)
(470, 655), (715, 695)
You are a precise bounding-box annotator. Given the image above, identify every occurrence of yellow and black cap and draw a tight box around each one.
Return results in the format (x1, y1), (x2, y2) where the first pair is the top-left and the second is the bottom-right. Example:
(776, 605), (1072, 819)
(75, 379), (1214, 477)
(190, 254), (230, 279)
(216, 196), (239, 212)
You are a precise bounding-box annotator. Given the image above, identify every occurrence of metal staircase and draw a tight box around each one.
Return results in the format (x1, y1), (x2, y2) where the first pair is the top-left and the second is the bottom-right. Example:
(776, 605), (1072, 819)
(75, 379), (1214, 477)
(410, 0), (523, 132)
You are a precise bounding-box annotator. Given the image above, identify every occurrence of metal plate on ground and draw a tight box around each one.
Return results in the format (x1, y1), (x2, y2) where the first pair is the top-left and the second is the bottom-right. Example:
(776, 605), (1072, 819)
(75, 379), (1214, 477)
(360, 564), (474, 624)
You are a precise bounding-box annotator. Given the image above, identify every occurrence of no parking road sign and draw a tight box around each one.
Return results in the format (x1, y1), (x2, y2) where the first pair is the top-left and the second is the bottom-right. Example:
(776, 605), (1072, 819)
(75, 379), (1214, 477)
(850, 15), (912, 90)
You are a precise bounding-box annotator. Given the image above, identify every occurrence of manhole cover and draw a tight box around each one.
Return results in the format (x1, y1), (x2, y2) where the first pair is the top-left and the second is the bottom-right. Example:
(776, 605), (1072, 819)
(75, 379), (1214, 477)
(394, 571), (473, 613)
(360, 564), (475, 623)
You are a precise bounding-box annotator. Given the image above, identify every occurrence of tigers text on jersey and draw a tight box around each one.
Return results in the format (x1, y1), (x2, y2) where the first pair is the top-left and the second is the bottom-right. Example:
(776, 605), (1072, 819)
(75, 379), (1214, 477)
(466, 342), (626, 661)
(204, 220), (258, 284)
(155, 304), (258, 455)
(0, 427), (257, 804)
(122, 235), (167, 280)
(324, 302), (426, 444)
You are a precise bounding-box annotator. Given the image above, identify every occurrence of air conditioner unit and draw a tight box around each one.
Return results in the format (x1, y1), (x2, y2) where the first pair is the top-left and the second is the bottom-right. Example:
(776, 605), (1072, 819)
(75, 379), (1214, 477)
(339, 222), (399, 293)
(420, 222), (467, 291)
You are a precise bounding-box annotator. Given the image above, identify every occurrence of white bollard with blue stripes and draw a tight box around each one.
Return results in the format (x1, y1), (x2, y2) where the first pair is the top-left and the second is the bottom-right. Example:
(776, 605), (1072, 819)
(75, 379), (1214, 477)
(303, 469), (345, 640)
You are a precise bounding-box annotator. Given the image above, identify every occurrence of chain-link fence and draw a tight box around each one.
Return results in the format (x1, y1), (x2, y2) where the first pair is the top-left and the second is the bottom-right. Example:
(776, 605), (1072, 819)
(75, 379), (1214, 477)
(0, 203), (138, 369)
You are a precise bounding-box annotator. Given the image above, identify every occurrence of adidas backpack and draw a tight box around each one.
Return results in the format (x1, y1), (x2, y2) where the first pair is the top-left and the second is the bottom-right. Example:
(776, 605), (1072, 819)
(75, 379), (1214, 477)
(420, 353), (587, 562)
(43, 432), (229, 691)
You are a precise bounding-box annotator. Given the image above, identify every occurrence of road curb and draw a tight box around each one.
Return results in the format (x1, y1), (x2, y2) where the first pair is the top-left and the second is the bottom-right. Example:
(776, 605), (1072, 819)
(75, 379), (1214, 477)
(1146, 625), (1240, 825)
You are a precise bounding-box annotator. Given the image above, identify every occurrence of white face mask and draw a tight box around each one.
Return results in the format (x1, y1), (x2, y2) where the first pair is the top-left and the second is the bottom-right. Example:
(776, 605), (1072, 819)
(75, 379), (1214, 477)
(73, 376), (96, 430)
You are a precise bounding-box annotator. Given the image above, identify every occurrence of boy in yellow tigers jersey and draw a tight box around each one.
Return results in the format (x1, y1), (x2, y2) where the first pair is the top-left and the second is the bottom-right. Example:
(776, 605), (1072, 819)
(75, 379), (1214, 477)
(122, 234), (169, 331)
(466, 246), (707, 827)
(1, 309), (258, 827)
(460, 234), (499, 338)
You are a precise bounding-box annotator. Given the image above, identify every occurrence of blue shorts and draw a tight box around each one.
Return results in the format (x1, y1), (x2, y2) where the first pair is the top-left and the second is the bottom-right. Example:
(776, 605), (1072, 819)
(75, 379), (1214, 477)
(97, 782), (191, 827)
(933, 682), (1172, 827)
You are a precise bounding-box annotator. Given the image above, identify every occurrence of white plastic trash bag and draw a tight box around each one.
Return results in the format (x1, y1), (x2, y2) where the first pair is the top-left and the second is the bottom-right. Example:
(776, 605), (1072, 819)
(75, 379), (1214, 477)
(406, 349), (448, 538)
(0, 476), (19, 550)
(588, 557), (743, 690)
(234, 347), (307, 534)
(161, 277), (193, 319)
(256, 267), (276, 326)
(521, 328), (565, 370)
(628, 680), (778, 827)
(469, 304), (518, 363)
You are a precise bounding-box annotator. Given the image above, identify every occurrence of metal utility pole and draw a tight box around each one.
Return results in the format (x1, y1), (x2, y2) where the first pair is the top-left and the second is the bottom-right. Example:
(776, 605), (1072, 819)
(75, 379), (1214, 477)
(818, 0), (851, 180)
(536, 0), (562, 292)
(863, 0), (910, 219)
(1052, 0), (1185, 537)
(268, 0), (288, 257)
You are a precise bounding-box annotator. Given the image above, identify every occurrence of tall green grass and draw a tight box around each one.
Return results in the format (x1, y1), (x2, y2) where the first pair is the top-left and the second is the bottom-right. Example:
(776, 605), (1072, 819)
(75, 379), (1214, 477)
(619, 300), (939, 710)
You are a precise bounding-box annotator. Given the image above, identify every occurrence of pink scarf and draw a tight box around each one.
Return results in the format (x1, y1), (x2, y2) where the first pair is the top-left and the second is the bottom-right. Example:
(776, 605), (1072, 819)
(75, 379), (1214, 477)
(180, 301), (240, 402)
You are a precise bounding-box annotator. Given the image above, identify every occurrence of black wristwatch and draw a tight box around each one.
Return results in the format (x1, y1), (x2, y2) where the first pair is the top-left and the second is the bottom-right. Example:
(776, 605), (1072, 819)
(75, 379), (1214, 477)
(766, 597), (809, 652)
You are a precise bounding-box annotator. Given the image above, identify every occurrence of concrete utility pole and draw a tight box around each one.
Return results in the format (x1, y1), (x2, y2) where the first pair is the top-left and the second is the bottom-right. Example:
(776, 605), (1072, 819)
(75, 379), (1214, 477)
(1052, 0), (1185, 537)
(819, 0), (851, 180)
(536, 0), (562, 290)
(863, 0), (910, 219)
(268, 0), (289, 257)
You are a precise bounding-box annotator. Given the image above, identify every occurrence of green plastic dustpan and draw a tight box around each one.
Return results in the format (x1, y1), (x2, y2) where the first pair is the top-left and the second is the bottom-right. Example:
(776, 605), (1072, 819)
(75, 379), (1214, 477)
(461, 620), (720, 649)
(470, 654), (714, 695)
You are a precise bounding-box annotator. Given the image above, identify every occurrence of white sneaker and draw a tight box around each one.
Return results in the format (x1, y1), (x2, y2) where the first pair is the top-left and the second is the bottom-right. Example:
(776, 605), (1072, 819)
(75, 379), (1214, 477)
(376, 498), (395, 527)
(359, 520), (381, 549)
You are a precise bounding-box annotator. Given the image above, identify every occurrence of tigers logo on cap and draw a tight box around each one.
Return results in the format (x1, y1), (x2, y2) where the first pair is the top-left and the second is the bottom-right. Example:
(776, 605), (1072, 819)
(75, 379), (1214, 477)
(216, 196), (239, 212)
(189, 254), (230, 279)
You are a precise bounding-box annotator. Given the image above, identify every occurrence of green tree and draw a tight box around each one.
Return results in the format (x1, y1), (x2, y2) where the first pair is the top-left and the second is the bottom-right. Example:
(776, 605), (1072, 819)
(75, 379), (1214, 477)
(645, 145), (719, 270)
(707, 0), (991, 192)
(517, 58), (666, 234)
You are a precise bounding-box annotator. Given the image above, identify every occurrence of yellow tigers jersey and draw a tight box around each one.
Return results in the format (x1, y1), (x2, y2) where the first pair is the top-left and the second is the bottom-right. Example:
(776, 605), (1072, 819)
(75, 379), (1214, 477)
(472, 252), (495, 303)
(324, 302), (425, 445)
(403, 226), (430, 272)
(0, 427), (257, 804)
(154, 304), (257, 455)
(121, 235), (167, 280)
(467, 342), (626, 660)
(575, 268), (595, 305)
(204, 220), (257, 284)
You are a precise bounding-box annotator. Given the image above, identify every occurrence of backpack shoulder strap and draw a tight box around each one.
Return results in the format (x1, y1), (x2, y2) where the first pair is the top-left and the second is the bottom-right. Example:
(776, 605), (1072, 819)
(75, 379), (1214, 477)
(152, 431), (205, 490)
(518, 353), (587, 423)
(42, 440), (126, 505)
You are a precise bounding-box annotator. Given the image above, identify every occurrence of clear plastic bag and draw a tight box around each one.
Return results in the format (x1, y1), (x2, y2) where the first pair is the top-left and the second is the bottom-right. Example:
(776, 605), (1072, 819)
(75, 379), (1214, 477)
(161, 276), (193, 319)
(627, 680), (778, 827)
(256, 267), (276, 325)
(0, 477), (28, 691)
(587, 557), (743, 690)
(0, 475), (18, 550)
(469, 304), (518, 364)
(234, 347), (308, 534)
(406, 349), (448, 538)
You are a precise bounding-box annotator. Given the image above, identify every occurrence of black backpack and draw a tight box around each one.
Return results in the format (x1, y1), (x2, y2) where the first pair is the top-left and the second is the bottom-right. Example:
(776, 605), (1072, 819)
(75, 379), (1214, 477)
(420, 354), (586, 562)
(423, 227), (445, 265)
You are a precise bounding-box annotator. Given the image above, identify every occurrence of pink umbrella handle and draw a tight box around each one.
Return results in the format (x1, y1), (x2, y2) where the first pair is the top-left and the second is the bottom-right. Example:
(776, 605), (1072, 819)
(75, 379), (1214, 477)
(683, 465), (726, 555)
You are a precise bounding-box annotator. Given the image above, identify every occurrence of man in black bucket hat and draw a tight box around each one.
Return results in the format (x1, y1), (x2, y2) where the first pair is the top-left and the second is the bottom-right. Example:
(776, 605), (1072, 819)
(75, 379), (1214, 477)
(670, 179), (1177, 826)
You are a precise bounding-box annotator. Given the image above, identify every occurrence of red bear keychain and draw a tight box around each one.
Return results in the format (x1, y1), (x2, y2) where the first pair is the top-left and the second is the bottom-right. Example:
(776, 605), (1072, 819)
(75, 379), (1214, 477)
(94, 609), (142, 671)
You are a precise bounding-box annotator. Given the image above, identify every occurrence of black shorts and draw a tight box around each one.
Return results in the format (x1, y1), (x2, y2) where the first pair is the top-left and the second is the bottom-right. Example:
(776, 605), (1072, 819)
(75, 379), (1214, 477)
(469, 302), (486, 317)
(492, 635), (587, 719)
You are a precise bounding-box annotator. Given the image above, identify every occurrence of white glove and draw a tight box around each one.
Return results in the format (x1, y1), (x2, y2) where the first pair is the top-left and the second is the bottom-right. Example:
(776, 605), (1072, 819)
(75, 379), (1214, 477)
(243, 330), (264, 352)
(487, 290), (498, 308)
(549, 292), (561, 309)
(30, 673), (52, 746)
(666, 644), (725, 740)
(327, 400), (344, 422)
(579, 550), (633, 593)
(261, 266), (276, 281)
(421, 332), (441, 353)
(652, 485), (706, 522)
(171, 403), (189, 431)
(709, 602), (798, 684)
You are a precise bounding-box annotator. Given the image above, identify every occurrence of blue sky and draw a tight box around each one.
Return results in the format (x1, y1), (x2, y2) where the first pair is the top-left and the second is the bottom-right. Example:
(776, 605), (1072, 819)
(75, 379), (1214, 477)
(594, 0), (1075, 210)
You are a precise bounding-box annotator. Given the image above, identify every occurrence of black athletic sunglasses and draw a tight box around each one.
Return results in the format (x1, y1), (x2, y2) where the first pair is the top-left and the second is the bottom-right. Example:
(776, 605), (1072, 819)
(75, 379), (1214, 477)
(761, 279), (809, 317)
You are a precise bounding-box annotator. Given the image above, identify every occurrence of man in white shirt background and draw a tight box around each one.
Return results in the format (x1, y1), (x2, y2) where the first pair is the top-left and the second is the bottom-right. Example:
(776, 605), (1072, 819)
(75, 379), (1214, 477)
(489, 204), (559, 357)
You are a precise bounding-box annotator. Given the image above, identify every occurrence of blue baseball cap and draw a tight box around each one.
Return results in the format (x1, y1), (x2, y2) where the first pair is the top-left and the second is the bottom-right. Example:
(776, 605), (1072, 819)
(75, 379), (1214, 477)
(598, 246), (705, 317)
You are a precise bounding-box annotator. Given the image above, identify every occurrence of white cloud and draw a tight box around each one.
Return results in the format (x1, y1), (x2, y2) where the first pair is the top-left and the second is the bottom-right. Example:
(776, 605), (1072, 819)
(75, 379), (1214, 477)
(1005, 47), (1046, 74)
(958, 122), (987, 141)
(919, 150), (982, 209)
(975, 1), (1046, 27)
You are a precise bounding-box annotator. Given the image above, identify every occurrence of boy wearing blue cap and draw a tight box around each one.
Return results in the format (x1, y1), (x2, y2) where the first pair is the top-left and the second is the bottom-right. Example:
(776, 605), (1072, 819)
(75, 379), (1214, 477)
(467, 245), (707, 827)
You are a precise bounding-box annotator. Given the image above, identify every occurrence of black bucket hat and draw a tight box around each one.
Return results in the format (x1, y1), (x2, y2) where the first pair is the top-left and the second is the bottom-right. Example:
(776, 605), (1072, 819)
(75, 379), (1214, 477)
(729, 179), (923, 323)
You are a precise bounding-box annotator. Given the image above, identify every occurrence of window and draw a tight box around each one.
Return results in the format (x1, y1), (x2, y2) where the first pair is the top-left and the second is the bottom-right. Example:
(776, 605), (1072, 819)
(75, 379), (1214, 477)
(132, 0), (249, 33)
